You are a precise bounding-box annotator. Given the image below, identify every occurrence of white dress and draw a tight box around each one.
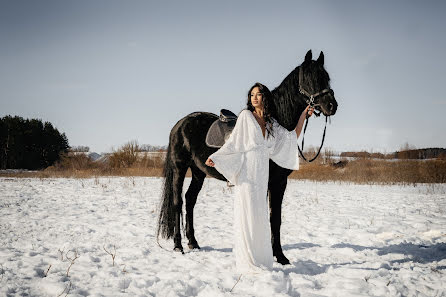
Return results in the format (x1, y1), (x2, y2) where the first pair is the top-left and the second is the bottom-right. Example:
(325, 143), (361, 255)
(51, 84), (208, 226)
(209, 110), (299, 273)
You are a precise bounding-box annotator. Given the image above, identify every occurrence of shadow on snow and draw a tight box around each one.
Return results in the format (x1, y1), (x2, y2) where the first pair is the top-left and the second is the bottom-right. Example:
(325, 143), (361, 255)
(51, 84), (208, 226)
(276, 242), (446, 276)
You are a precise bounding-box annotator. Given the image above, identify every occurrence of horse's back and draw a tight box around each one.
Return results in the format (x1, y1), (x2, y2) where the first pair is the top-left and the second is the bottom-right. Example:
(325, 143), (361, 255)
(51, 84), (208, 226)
(170, 112), (218, 140)
(168, 111), (219, 155)
(167, 111), (227, 180)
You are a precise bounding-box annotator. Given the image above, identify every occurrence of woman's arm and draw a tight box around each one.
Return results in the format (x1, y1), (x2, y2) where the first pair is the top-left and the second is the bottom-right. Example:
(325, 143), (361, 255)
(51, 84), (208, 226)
(295, 105), (314, 138)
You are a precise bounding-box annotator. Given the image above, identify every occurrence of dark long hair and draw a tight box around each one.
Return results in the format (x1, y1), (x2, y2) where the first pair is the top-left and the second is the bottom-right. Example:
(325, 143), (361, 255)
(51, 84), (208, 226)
(246, 82), (275, 138)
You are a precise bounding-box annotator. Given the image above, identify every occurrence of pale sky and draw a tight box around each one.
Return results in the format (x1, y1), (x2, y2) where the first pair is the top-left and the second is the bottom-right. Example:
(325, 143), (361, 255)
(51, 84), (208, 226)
(1, 0), (445, 154)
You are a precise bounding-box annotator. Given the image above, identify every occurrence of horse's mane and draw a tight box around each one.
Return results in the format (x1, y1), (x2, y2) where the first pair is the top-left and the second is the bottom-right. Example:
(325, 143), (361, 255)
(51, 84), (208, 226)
(271, 66), (304, 131)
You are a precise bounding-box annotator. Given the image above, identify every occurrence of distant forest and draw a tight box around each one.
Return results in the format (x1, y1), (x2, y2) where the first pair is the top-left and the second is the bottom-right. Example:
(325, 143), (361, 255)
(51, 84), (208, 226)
(0, 115), (69, 170)
(340, 148), (446, 159)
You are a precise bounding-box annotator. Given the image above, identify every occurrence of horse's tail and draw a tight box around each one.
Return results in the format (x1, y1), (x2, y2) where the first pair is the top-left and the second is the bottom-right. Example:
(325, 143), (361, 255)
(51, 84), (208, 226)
(157, 141), (176, 240)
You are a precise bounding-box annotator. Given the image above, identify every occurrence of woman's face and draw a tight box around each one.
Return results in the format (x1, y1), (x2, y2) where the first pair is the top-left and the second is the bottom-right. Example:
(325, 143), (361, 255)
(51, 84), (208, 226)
(250, 87), (264, 109)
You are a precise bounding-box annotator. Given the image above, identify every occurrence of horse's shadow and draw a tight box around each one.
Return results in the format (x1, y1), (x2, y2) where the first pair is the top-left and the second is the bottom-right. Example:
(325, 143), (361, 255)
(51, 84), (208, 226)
(331, 242), (446, 265)
(277, 242), (446, 276)
(200, 246), (232, 253)
(283, 242), (321, 250)
(276, 259), (333, 276)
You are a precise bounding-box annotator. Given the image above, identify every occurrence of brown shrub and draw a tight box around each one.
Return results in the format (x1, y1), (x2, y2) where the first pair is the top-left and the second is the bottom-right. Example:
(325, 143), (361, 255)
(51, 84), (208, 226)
(108, 140), (139, 169)
(138, 153), (164, 168)
(50, 153), (97, 171)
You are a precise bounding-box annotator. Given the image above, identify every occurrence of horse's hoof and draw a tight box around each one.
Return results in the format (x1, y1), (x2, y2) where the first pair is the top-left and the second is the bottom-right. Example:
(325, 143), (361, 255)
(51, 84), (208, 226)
(174, 247), (184, 254)
(188, 242), (201, 250)
(275, 254), (290, 265)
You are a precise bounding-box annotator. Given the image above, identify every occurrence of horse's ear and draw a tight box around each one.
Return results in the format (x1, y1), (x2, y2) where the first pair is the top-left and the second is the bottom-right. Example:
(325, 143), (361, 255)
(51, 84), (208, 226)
(304, 50), (312, 62)
(317, 51), (324, 66)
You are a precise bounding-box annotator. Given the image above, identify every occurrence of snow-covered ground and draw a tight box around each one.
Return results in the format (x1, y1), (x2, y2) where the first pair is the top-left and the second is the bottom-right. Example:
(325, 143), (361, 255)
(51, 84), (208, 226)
(0, 177), (445, 297)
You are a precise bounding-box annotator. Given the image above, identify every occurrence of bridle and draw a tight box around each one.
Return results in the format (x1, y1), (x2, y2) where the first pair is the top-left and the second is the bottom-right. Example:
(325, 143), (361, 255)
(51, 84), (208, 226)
(298, 67), (333, 115)
(297, 67), (333, 162)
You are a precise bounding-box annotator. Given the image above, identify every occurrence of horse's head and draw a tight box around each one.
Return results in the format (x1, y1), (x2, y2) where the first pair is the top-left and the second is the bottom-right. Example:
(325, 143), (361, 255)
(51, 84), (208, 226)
(272, 50), (338, 129)
(298, 50), (337, 117)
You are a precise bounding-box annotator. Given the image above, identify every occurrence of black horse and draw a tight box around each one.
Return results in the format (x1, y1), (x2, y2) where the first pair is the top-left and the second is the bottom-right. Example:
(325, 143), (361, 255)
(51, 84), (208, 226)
(157, 50), (338, 265)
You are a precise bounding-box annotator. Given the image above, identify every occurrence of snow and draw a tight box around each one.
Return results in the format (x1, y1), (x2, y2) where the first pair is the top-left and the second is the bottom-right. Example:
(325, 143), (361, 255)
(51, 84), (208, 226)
(0, 177), (445, 296)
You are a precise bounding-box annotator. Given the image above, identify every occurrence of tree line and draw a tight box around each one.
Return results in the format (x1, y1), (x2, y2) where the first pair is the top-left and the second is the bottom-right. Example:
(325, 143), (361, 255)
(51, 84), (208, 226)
(340, 148), (446, 160)
(0, 115), (69, 170)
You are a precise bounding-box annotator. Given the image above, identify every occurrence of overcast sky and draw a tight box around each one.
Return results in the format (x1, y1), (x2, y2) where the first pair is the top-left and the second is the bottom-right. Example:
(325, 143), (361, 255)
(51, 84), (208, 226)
(1, 0), (445, 154)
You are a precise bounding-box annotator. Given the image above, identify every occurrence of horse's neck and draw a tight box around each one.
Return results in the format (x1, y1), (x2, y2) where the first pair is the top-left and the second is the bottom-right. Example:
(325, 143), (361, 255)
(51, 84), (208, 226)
(271, 72), (306, 131)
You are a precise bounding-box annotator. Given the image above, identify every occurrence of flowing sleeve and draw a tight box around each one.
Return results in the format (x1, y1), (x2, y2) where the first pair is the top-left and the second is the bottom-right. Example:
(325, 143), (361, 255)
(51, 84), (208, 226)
(269, 119), (300, 170)
(208, 110), (256, 185)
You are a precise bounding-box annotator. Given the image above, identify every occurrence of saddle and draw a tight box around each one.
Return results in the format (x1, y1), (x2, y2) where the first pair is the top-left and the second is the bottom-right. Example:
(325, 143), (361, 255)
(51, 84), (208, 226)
(205, 109), (238, 148)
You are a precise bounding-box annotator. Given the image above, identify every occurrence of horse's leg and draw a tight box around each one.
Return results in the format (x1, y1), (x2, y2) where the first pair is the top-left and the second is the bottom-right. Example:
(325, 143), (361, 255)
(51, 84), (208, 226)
(185, 165), (206, 249)
(173, 166), (188, 253)
(268, 163), (291, 265)
(269, 179), (289, 264)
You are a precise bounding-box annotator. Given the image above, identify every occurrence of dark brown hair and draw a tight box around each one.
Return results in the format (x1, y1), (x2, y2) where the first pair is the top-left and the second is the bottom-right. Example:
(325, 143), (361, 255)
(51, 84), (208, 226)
(246, 82), (274, 138)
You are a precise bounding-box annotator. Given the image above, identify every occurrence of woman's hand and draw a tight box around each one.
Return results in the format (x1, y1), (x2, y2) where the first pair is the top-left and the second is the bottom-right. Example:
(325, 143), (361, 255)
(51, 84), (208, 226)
(295, 105), (315, 138)
(304, 105), (315, 118)
(205, 158), (215, 167)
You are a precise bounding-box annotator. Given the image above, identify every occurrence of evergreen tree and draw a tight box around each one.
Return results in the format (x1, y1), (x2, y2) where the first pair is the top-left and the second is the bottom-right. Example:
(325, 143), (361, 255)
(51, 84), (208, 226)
(0, 115), (70, 169)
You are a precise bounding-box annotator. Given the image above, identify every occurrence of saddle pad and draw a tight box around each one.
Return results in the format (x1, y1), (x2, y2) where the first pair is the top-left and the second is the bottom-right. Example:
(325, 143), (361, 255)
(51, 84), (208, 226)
(205, 119), (236, 148)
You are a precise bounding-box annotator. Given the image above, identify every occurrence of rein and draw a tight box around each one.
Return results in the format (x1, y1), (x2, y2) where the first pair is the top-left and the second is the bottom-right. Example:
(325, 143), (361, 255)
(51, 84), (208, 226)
(297, 113), (328, 162)
(297, 67), (331, 162)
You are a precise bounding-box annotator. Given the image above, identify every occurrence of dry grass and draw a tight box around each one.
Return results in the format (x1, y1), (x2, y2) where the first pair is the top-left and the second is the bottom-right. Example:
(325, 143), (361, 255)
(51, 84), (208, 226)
(0, 141), (179, 178)
(290, 158), (446, 184)
(38, 151), (167, 178)
(1, 149), (445, 184)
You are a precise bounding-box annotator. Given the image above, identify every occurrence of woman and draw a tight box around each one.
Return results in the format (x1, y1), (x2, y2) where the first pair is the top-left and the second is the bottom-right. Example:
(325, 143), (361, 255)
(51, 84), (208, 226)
(205, 82), (314, 273)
